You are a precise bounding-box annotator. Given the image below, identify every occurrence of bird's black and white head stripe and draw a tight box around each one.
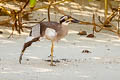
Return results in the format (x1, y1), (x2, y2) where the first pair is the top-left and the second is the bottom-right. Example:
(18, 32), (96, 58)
(60, 15), (71, 24)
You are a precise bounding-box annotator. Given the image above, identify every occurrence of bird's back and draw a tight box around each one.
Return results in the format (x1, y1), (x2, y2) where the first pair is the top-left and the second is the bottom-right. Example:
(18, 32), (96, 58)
(40, 21), (61, 32)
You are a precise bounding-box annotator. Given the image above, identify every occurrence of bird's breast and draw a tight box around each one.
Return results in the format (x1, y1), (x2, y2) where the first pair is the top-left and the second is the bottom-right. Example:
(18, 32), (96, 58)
(56, 26), (68, 41)
(45, 28), (57, 41)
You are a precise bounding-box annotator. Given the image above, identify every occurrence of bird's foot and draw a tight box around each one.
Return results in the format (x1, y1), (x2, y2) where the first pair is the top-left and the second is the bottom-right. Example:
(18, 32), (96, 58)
(48, 54), (54, 57)
(50, 63), (56, 66)
(19, 54), (23, 64)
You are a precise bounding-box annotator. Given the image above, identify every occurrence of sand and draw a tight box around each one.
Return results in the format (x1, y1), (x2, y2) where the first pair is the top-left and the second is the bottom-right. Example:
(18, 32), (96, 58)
(0, 0), (120, 80)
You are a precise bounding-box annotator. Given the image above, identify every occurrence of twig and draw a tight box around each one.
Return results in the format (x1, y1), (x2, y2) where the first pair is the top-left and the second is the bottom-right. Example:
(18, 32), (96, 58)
(18, 0), (30, 13)
(48, 1), (53, 22)
(23, 18), (46, 24)
(104, 10), (117, 25)
(117, 7), (120, 35)
(24, 0), (71, 13)
(93, 14), (104, 33)
(53, 5), (66, 15)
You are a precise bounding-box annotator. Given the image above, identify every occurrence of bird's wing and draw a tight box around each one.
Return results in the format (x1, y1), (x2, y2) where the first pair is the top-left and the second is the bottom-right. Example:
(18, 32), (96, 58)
(25, 24), (41, 43)
(41, 22), (61, 32)
(21, 24), (41, 54)
(30, 24), (41, 37)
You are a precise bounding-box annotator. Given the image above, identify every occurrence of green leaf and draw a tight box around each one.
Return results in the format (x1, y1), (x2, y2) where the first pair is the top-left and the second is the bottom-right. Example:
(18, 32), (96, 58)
(30, 0), (36, 8)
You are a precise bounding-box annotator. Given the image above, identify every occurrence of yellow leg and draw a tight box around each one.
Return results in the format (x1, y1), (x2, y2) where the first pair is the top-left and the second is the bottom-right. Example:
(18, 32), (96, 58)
(50, 41), (56, 66)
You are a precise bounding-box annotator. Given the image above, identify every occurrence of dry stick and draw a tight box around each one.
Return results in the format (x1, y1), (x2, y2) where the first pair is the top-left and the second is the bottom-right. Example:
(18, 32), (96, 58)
(14, 19), (18, 31)
(8, 11), (17, 38)
(92, 14), (95, 35)
(97, 9), (120, 37)
(8, 18), (46, 38)
(1, 0), (29, 38)
(21, 18), (46, 30)
(18, 13), (23, 34)
(17, 0), (30, 33)
(48, 0), (67, 22)
(23, 18), (46, 28)
(48, 1), (53, 22)
(92, 14), (104, 33)
(117, 8), (120, 35)
(9, 0), (29, 37)
(104, 10), (118, 25)
(53, 0), (57, 21)
(22, 18), (46, 24)
(98, 10), (118, 31)
(8, 24), (15, 38)
(53, 5), (66, 15)
(78, 20), (117, 34)
(24, 0), (71, 13)
(39, 18), (46, 23)
(97, 10), (117, 28)
(21, 0), (29, 11)
(17, 0), (30, 13)
(13, 0), (29, 13)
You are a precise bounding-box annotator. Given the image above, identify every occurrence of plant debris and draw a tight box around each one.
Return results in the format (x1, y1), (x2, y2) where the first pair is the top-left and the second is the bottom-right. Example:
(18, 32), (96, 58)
(77, 31), (87, 35)
(82, 50), (91, 53)
(87, 34), (95, 38)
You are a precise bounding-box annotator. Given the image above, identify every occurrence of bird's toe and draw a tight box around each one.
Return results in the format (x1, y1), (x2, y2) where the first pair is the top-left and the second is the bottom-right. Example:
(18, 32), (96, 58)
(50, 63), (56, 66)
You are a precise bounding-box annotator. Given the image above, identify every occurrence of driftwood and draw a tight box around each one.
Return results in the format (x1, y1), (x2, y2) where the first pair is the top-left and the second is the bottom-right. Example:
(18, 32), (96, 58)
(77, 7), (120, 37)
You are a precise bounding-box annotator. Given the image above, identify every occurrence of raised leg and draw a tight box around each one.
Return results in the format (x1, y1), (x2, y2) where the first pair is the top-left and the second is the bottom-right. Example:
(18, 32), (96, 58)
(50, 41), (56, 66)
(19, 37), (40, 64)
(19, 51), (24, 64)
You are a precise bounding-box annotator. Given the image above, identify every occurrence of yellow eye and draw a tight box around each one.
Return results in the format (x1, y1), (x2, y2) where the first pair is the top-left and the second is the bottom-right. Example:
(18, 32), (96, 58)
(68, 18), (73, 21)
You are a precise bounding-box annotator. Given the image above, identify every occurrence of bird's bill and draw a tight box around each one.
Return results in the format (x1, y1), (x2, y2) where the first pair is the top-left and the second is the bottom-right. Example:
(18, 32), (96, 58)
(71, 18), (80, 23)
(68, 18), (80, 23)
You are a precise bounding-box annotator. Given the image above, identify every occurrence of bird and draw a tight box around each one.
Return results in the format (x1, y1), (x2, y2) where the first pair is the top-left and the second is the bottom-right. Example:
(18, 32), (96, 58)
(19, 15), (79, 66)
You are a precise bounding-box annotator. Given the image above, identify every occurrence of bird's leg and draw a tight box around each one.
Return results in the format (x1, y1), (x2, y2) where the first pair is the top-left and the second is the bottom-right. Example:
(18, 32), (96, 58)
(19, 37), (40, 64)
(50, 41), (56, 66)
(19, 51), (24, 64)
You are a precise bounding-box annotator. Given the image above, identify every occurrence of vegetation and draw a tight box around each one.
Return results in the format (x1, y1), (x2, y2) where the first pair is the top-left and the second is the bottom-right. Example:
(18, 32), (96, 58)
(0, 0), (120, 38)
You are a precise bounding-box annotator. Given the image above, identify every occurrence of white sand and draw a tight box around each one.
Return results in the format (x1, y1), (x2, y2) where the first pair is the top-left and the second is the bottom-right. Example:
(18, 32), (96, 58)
(0, 1), (120, 80)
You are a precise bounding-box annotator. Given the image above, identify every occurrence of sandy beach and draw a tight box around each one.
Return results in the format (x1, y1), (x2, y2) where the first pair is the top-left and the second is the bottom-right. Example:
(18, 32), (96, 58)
(0, 0), (120, 80)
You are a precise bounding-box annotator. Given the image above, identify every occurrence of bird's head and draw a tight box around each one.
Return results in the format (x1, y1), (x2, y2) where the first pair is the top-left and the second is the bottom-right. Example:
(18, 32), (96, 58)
(59, 15), (80, 25)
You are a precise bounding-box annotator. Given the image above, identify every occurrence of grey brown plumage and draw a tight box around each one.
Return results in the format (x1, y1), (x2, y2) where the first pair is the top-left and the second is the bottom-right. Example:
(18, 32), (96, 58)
(21, 22), (68, 54)
(19, 15), (80, 65)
